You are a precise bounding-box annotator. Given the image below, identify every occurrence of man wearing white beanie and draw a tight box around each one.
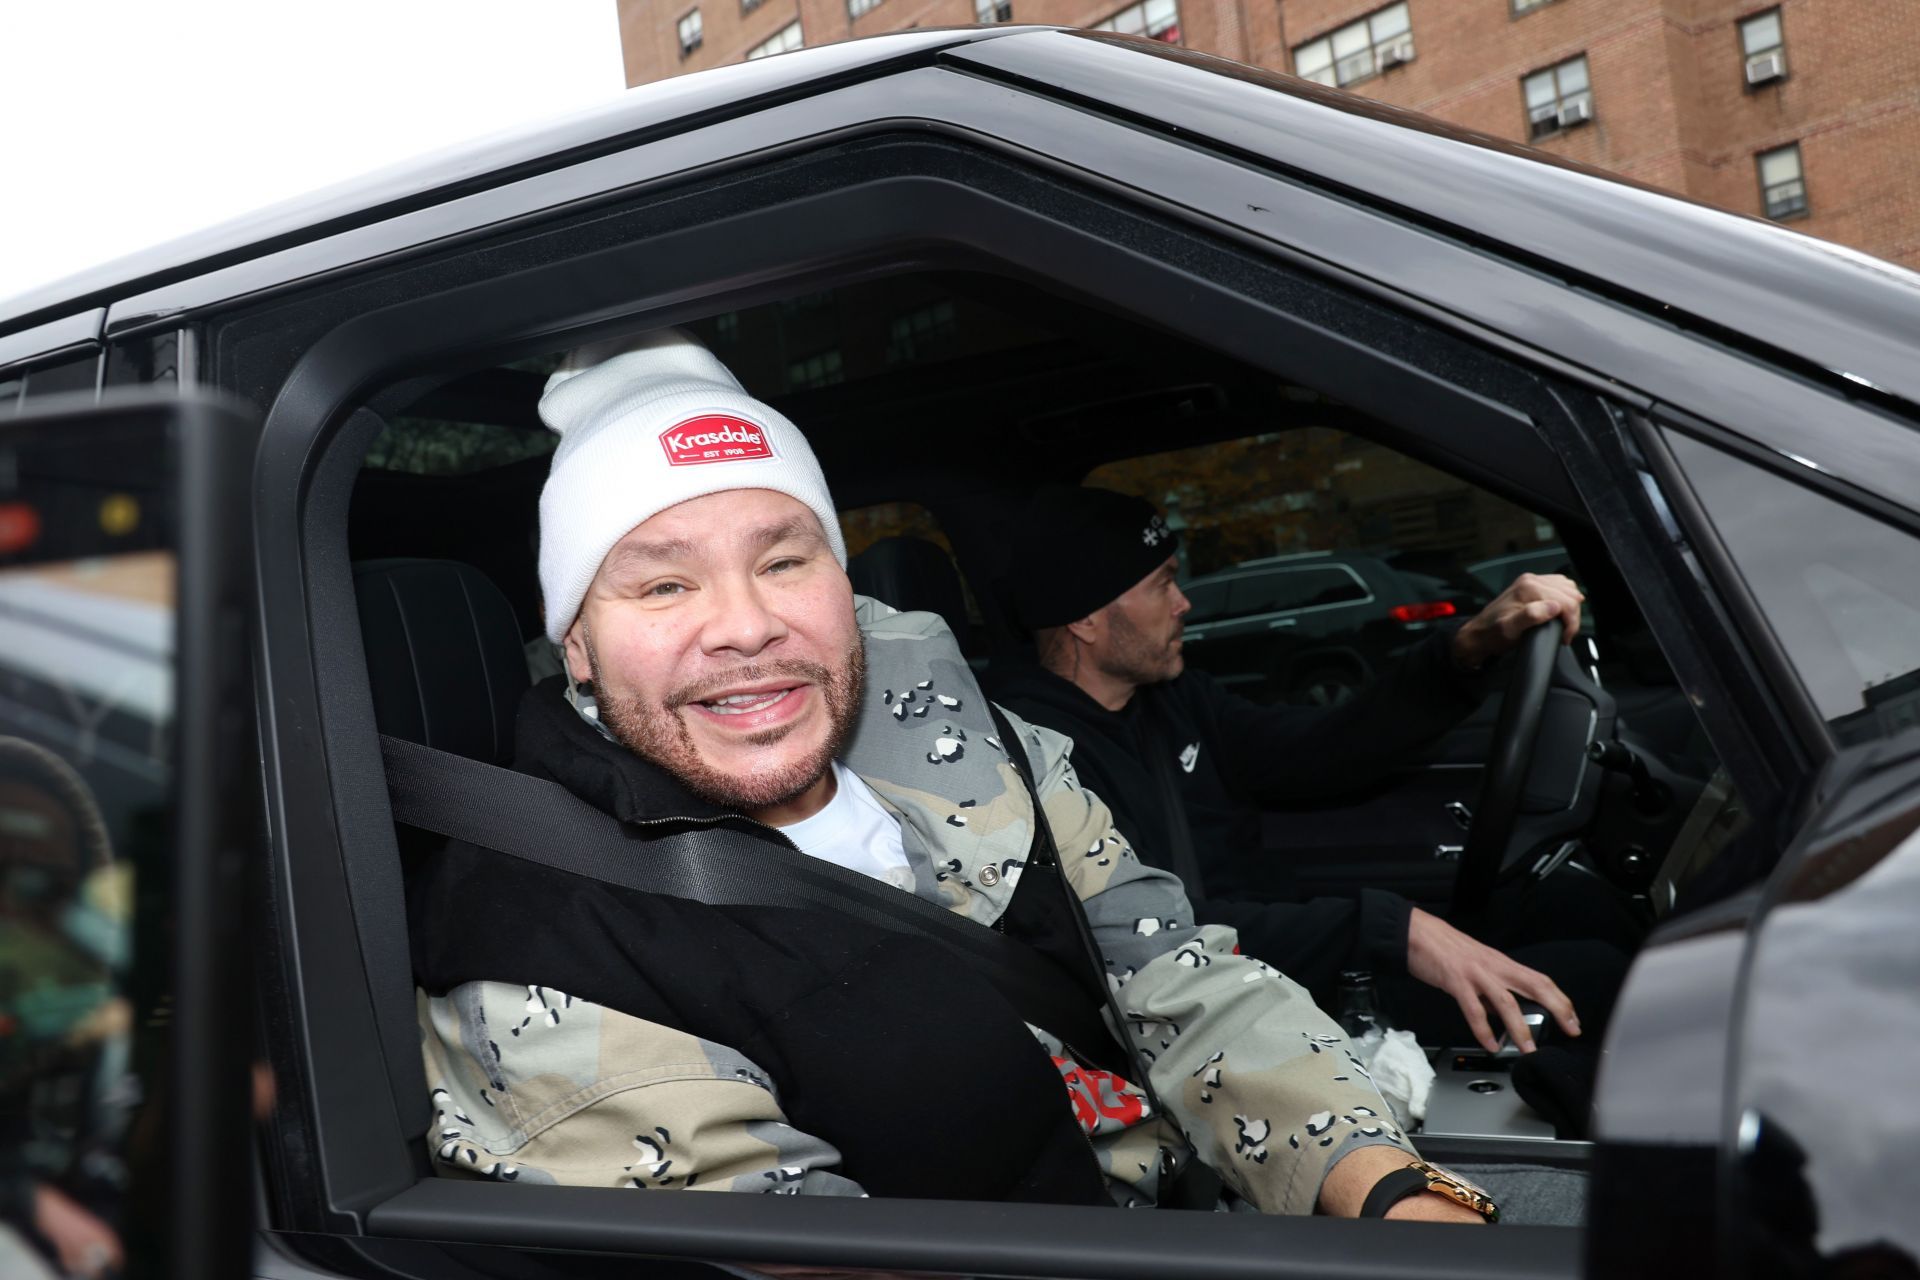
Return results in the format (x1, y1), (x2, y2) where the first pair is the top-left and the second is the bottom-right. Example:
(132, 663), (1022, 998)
(405, 330), (1496, 1228)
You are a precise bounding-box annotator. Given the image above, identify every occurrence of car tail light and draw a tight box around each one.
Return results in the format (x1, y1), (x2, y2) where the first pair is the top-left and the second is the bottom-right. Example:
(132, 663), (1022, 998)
(1389, 601), (1458, 624)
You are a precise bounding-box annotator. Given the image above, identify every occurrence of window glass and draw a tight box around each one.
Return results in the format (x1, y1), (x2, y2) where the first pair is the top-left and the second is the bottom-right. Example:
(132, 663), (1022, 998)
(1293, 37), (1332, 81)
(677, 8), (702, 55)
(1369, 4), (1409, 40)
(848, 0), (882, 19)
(1525, 55), (1592, 137)
(1741, 9), (1782, 54)
(1758, 143), (1807, 218)
(1664, 430), (1920, 743)
(1291, 4), (1411, 87)
(1093, 0), (1180, 42)
(1, 423), (183, 1279)
(20, 356), (99, 406)
(1183, 579), (1231, 623)
(787, 349), (845, 391)
(362, 417), (556, 475)
(745, 21), (801, 58)
(1088, 428), (1556, 704)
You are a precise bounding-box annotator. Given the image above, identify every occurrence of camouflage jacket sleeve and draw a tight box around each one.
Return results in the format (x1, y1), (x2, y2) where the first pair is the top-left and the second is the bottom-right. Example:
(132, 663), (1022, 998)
(420, 984), (866, 1197)
(998, 709), (1417, 1215)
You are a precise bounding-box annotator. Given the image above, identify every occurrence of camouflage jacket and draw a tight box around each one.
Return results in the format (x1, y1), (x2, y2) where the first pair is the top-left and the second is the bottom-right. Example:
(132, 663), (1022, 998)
(419, 599), (1413, 1211)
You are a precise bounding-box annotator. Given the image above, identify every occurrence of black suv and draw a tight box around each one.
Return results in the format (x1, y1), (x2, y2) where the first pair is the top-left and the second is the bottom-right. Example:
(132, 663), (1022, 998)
(2, 25), (1918, 1280)
(1181, 550), (1493, 705)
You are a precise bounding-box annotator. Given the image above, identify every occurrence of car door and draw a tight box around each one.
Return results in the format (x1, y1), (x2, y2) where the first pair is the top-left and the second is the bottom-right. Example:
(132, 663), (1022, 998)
(177, 44), (1609, 1280)
(0, 392), (255, 1280)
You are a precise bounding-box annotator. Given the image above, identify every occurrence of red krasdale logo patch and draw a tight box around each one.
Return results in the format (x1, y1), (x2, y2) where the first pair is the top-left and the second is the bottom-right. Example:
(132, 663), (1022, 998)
(659, 415), (775, 467)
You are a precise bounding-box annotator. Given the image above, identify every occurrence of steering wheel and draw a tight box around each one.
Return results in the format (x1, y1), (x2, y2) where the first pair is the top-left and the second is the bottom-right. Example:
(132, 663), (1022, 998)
(1448, 622), (1561, 922)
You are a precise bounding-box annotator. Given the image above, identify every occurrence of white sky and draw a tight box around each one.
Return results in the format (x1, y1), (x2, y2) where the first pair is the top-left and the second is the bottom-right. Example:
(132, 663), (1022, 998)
(0, 2), (629, 306)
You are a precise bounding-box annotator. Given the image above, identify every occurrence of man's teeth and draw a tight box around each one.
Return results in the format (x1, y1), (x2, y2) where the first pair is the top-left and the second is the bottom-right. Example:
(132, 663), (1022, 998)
(702, 689), (793, 715)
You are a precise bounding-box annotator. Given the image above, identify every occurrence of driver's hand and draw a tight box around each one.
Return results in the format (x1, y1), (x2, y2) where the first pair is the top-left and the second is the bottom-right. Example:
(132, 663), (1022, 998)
(1451, 573), (1584, 671)
(1406, 908), (1579, 1053)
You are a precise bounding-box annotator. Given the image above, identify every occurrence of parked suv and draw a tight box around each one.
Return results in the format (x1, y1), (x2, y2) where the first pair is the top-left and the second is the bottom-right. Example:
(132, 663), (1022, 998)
(2, 24), (1918, 1280)
(1181, 550), (1493, 705)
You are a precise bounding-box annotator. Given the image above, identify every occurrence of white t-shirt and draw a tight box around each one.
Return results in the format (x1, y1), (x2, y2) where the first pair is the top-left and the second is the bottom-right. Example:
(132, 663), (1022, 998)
(775, 761), (915, 891)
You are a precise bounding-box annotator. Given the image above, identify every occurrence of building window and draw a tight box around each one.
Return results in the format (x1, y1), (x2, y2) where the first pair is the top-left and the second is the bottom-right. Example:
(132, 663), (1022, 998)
(745, 20), (802, 59)
(676, 7), (702, 57)
(742, 0), (763, 13)
(1758, 143), (1807, 219)
(1523, 55), (1593, 138)
(1511, 0), (1556, 14)
(1292, 3), (1413, 88)
(1093, 0), (1180, 44)
(887, 301), (959, 363)
(848, 0), (882, 18)
(788, 349), (844, 390)
(1740, 8), (1787, 85)
(974, 0), (1012, 22)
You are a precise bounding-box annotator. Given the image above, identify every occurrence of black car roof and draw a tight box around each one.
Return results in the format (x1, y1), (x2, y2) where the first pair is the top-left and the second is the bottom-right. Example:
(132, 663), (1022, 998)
(5, 25), (1917, 408)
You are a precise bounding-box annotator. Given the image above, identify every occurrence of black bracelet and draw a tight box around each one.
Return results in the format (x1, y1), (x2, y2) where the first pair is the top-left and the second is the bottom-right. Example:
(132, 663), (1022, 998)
(1360, 1166), (1431, 1218)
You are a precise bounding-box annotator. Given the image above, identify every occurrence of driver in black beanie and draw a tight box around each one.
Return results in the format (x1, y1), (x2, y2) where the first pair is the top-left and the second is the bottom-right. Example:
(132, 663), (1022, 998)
(991, 485), (1632, 1065)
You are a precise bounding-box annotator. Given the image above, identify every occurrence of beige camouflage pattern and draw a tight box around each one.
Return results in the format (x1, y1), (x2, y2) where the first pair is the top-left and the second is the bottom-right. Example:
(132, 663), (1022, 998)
(420, 985), (862, 1195)
(418, 597), (1412, 1211)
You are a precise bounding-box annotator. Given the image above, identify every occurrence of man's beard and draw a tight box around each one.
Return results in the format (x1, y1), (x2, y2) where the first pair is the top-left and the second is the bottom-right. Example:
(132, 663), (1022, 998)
(588, 633), (867, 815)
(1103, 608), (1182, 688)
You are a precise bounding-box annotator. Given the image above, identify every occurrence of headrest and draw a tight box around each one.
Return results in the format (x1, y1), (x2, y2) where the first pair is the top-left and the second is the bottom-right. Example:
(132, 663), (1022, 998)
(847, 537), (970, 637)
(353, 559), (529, 764)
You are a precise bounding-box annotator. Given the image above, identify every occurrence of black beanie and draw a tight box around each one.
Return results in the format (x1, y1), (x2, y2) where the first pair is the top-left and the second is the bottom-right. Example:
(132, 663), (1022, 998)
(1005, 486), (1179, 631)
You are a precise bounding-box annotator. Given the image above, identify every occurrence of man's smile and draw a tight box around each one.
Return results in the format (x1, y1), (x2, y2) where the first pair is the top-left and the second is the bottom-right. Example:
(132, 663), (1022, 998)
(682, 680), (811, 731)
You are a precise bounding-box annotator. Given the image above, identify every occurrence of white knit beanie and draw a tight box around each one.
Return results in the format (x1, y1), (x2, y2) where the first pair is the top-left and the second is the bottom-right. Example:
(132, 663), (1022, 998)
(536, 329), (847, 645)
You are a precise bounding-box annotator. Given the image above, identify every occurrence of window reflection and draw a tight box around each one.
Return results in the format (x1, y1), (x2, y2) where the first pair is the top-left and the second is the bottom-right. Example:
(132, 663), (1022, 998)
(0, 550), (173, 1279)
(1664, 430), (1920, 743)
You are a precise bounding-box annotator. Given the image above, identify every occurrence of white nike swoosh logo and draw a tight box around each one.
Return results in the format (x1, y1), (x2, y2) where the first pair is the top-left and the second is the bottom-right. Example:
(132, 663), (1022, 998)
(1179, 743), (1200, 773)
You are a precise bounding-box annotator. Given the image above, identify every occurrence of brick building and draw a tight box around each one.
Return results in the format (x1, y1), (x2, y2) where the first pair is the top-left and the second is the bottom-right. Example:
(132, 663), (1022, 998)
(617, 0), (1920, 267)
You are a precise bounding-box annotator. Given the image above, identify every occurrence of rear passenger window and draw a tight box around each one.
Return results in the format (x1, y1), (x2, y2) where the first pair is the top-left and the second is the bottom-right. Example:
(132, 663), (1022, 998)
(363, 418), (555, 475)
(1088, 428), (1564, 705)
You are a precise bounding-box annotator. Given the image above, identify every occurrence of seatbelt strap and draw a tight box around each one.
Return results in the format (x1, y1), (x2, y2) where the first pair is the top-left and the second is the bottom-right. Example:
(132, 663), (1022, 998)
(380, 731), (1120, 1062)
(990, 707), (1225, 1211)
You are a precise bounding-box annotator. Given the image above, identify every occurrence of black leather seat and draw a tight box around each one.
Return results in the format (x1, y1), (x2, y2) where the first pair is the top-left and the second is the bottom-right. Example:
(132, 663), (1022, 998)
(848, 536), (978, 653)
(353, 558), (529, 764)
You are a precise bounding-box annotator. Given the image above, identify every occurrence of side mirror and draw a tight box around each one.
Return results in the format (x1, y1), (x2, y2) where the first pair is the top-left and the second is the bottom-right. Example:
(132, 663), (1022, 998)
(0, 391), (254, 1280)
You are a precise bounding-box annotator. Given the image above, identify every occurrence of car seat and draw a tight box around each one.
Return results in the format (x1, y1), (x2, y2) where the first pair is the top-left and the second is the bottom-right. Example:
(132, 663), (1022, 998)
(847, 536), (980, 656)
(352, 558), (529, 764)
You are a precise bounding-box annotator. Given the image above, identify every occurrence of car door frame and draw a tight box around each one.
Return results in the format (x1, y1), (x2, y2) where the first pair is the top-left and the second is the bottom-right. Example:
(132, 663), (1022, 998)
(144, 46), (1857, 1280)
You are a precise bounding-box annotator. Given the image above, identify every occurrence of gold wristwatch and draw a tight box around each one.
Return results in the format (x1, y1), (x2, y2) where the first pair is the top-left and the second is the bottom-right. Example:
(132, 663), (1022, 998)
(1360, 1160), (1501, 1222)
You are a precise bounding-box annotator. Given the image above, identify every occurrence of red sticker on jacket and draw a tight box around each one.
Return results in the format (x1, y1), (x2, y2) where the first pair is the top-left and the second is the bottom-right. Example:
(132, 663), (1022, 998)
(659, 415), (775, 467)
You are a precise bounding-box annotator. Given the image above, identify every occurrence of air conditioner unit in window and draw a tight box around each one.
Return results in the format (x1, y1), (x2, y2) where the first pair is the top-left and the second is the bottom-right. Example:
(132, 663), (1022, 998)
(1380, 35), (1414, 67)
(1335, 51), (1374, 82)
(1558, 97), (1593, 127)
(1746, 51), (1787, 84)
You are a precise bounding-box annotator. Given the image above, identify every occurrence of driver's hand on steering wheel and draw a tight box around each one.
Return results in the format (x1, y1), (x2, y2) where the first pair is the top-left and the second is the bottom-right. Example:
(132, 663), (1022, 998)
(1450, 572), (1584, 672)
(1405, 907), (1580, 1053)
